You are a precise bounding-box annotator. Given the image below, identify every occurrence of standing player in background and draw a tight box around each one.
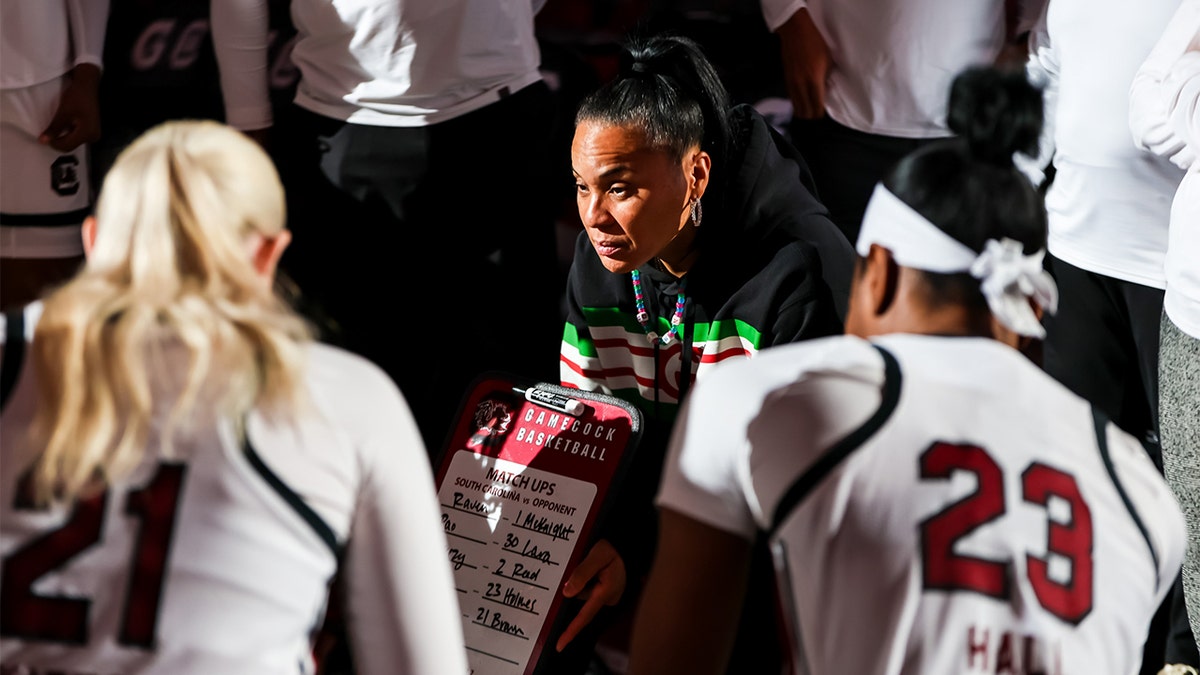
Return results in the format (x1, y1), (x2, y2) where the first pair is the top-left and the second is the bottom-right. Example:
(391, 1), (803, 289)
(1131, 4), (1200, 673)
(90, 0), (299, 184)
(760, 0), (1043, 244)
(1025, 1), (1196, 670)
(628, 66), (1185, 675)
(209, 0), (566, 455)
(0, 120), (467, 675)
(0, 0), (110, 311)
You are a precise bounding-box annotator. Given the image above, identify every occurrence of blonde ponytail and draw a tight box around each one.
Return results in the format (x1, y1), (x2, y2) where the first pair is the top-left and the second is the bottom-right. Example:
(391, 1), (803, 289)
(29, 120), (312, 503)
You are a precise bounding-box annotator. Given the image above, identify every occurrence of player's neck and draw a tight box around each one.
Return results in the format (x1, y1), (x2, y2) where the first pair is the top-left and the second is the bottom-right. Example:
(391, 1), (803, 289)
(884, 301), (996, 342)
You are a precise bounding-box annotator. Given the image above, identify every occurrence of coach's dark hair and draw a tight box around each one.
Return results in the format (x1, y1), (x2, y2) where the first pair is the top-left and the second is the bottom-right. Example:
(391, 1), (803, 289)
(575, 33), (732, 167)
(883, 65), (1047, 311)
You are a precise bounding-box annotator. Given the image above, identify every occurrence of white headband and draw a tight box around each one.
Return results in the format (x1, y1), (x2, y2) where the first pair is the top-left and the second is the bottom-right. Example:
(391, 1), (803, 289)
(856, 184), (1058, 339)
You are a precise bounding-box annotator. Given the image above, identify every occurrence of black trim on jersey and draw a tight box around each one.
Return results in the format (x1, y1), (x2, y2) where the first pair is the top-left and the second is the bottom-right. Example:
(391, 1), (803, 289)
(1094, 407), (1161, 590)
(243, 436), (342, 559)
(0, 208), (91, 227)
(770, 344), (903, 535)
(1, 310), (27, 412)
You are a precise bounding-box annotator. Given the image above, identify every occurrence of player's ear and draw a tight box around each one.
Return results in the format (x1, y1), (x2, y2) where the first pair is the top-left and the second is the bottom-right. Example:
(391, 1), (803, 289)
(845, 244), (899, 338)
(252, 229), (291, 280)
(864, 244), (899, 316)
(82, 215), (97, 259)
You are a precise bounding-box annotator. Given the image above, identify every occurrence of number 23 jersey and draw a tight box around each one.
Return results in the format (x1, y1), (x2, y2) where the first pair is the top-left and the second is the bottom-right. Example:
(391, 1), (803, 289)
(657, 333), (1185, 675)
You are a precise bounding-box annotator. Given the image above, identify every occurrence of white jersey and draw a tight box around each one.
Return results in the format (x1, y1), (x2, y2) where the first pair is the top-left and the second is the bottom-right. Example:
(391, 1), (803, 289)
(1129, 0), (1200, 338)
(1, 0), (108, 258)
(1026, 0), (1184, 288)
(0, 303), (469, 675)
(211, 0), (544, 129)
(0, 0), (108, 89)
(759, 0), (1046, 139)
(658, 333), (1185, 675)
(1, 79), (90, 258)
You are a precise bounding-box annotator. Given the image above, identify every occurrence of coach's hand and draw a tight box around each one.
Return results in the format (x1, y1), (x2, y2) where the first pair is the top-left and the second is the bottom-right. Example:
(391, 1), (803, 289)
(555, 538), (625, 652)
(40, 63), (102, 152)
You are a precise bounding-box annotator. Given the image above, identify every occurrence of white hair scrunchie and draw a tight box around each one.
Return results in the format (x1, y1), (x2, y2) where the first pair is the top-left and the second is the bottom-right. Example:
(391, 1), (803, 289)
(969, 238), (1058, 339)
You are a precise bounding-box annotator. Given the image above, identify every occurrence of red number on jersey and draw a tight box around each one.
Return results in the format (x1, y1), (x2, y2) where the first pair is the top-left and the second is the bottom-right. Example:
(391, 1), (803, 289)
(919, 442), (1008, 599)
(919, 442), (1094, 624)
(1023, 463), (1093, 624)
(1, 464), (186, 646)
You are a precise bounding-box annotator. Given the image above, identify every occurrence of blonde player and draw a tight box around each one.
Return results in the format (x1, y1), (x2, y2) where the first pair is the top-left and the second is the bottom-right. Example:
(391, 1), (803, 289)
(0, 120), (467, 674)
(628, 66), (1185, 675)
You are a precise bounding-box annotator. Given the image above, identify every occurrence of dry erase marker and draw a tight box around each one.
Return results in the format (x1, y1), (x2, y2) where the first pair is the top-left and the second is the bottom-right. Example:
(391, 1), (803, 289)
(515, 387), (586, 417)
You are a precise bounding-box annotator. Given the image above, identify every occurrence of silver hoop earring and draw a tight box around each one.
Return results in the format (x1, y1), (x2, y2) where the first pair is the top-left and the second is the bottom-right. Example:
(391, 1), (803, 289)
(690, 198), (703, 227)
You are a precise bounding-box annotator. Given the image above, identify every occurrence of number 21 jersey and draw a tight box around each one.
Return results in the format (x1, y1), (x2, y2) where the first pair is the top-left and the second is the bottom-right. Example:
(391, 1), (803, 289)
(0, 303), (468, 675)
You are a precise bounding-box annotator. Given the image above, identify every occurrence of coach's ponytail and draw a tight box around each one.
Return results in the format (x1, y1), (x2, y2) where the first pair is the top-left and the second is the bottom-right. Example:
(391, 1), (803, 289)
(577, 33), (732, 167)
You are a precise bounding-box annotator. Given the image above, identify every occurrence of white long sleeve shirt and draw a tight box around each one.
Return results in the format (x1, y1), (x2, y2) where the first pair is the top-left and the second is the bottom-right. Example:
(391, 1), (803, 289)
(1, 303), (470, 675)
(1027, 0), (1185, 288)
(1130, 0), (1200, 337)
(211, 0), (544, 129)
(0, 0), (110, 89)
(760, 0), (1045, 139)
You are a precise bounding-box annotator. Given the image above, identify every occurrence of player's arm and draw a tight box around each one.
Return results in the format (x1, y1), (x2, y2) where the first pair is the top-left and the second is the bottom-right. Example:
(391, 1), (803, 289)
(628, 369), (764, 674)
(1166, 25), (1200, 151)
(627, 507), (752, 675)
(1130, 1), (1200, 170)
(763, 1), (829, 120)
(42, 0), (110, 151)
(1104, 422), (1188, 606)
(1017, 2), (1058, 187)
(995, 0), (1043, 66)
(66, 0), (108, 67)
(210, 0), (274, 144)
(341, 369), (469, 675)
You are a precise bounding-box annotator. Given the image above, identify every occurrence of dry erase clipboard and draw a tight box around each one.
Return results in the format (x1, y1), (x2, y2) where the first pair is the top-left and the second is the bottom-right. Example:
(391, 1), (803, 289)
(432, 373), (643, 675)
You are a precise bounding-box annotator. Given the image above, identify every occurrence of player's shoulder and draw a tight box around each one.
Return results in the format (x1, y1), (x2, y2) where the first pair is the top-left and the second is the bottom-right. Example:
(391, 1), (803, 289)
(1104, 417), (1185, 525)
(295, 342), (428, 457)
(872, 334), (1065, 395)
(1102, 417), (1187, 586)
(716, 334), (883, 382)
(303, 341), (409, 414)
(699, 334), (886, 405)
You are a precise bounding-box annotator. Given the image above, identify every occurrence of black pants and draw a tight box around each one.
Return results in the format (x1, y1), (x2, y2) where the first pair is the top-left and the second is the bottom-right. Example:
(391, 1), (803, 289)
(1167, 571), (1200, 668)
(789, 116), (935, 244)
(274, 81), (566, 455)
(1042, 254), (1164, 465)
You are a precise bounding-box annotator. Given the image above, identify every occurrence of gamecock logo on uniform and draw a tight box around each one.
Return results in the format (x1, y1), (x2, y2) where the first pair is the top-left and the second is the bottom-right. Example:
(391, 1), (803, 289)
(51, 155), (80, 196)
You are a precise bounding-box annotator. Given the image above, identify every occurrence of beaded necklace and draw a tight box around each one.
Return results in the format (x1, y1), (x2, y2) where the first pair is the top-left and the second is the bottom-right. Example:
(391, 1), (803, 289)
(631, 268), (688, 345)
